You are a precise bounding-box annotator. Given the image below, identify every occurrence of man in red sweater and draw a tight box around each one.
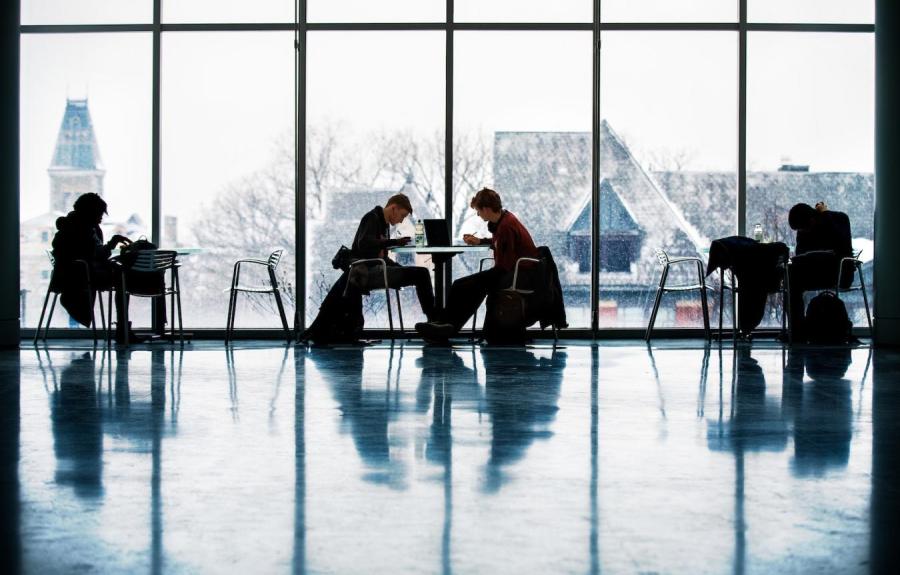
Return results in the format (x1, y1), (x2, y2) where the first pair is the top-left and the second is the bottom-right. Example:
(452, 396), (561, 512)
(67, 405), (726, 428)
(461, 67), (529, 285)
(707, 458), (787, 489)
(416, 187), (539, 342)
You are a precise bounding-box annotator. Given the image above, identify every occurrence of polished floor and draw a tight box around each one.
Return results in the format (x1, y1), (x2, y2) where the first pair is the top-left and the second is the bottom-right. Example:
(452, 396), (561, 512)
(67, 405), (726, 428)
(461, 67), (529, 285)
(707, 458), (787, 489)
(1, 339), (899, 574)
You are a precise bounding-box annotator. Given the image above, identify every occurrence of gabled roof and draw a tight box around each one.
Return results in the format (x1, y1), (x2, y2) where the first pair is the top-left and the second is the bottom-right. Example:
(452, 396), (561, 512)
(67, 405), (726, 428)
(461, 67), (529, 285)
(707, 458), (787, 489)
(49, 99), (104, 172)
(493, 122), (708, 286)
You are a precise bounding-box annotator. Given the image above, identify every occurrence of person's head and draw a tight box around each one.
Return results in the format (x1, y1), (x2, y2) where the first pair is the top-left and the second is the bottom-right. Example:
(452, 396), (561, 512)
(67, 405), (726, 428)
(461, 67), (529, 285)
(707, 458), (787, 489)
(788, 203), (817, 231)
(72, 192), (108, 224)
(470, 187), (503, 222)
(383, 193), (412, 226)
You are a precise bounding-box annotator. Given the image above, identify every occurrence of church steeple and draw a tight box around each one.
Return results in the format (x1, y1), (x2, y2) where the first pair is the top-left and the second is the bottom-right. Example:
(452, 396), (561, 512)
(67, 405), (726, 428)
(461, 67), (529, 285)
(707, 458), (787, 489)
(48, 98), (105, 213)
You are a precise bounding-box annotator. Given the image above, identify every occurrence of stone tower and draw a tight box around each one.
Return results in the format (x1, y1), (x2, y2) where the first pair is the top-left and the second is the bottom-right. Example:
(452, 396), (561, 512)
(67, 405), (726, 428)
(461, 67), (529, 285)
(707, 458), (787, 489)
(48, 98), (104, 213)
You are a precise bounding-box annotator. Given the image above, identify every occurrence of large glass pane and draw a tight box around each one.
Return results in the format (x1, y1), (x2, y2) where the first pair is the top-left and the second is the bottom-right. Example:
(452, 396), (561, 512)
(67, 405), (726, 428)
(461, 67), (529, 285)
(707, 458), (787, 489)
(163, 0), (293, 24)
(749, 0), (874, 24)
(161, 32), (294, 328)
(306, 32), (445, 328)
(600, 32), (738, 328)
(748, 33), (875, 327)
(454, 32), (592, 327)
(308, 0), (444, 23)
(20, 34), (153, 330)
(455, 0), (590, 23)
(602, 0), (736, 23)
(22, 0), (151, 25)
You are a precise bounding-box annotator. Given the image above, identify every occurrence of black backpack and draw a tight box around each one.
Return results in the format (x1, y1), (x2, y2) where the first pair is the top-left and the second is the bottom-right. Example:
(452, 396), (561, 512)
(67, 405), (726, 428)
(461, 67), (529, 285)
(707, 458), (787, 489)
(483, 290), (529, 344)
(805, 291), (852, 344)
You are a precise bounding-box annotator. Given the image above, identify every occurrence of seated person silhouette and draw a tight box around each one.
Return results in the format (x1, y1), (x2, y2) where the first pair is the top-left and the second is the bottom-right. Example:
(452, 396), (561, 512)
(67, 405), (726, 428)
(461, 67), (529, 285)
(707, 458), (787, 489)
(787, 202), (854, 342)
(415, 187), (539, 343)
(51, 192), (136, 343)
(347, 192), (436, 321)
(302, 193), (435, 345)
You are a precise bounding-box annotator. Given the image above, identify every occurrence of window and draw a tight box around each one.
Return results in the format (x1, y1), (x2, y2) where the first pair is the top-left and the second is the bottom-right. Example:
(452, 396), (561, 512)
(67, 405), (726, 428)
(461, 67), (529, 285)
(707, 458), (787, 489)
(306, 31), (445, 328)
(454, 31), (593, 327)
(161, 32), (295, 328)
(599, 31), (738, 328)
(748, 32), (875, 327)
(20, 33), (153, 329)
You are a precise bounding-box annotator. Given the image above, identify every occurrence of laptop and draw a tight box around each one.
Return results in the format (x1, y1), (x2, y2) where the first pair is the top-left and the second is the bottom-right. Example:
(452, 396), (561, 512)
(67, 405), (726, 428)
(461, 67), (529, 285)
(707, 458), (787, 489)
(423, 219), (451, 247)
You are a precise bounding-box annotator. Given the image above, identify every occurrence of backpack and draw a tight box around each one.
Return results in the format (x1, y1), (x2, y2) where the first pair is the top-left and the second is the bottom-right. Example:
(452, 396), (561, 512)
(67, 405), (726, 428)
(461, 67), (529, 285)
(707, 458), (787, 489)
(805, 291), (852, 344)
(300, 272), (364, 345)
(483, 289), (528, 344)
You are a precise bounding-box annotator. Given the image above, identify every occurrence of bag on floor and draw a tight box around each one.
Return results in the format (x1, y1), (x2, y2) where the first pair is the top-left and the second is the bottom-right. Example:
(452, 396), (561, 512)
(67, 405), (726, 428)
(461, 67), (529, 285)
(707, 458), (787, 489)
(805, 291), (852, 344)
(483, 289), (528, 344)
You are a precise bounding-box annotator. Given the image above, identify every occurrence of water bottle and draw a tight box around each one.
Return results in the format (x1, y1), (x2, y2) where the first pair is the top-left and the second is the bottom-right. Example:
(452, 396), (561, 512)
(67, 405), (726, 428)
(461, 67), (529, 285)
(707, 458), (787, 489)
(415, 219), (425, 247)
(753, 223), (763, 242)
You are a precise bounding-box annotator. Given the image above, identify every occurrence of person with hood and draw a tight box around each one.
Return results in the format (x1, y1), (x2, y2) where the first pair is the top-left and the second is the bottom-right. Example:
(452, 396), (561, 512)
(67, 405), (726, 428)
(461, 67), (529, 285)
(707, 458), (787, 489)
(52, 192), (134, 342)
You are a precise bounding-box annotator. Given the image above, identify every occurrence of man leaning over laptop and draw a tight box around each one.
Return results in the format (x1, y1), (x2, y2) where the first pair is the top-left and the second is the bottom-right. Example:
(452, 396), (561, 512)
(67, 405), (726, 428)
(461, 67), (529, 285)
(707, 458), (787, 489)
(348, 193), (437, 322)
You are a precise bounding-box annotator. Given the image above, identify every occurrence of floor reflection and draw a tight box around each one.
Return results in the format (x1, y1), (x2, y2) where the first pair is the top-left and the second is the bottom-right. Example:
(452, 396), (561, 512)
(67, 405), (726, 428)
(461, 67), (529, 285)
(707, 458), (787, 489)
(7, 341), (890, 574)
(481, 349), (565, 493)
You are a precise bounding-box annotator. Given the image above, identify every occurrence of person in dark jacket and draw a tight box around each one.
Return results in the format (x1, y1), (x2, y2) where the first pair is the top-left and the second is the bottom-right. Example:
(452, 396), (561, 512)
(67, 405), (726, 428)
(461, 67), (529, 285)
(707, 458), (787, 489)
(788, 202), (855, 341)
(348, 193), (436, 321)
(416, 187), (540, 343)
(51, 193), (133, 341)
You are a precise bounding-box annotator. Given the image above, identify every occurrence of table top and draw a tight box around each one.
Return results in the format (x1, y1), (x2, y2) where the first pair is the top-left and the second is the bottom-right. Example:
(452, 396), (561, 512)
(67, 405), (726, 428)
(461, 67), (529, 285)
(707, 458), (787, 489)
(390, 245), (491, 254)
(115, 246), (204, 256)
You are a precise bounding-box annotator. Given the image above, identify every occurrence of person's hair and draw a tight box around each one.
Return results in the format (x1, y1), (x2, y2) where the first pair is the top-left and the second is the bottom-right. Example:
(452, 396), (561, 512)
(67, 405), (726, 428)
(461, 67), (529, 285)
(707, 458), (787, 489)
(788, 203), (816, 230)
(73, 192), (108, 216)
(386, 193), (413, 215)
(470, 187), (502, 212)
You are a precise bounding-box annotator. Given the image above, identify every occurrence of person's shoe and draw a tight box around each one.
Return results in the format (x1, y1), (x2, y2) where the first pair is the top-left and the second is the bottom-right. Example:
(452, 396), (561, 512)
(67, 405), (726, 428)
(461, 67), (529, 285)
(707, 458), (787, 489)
(415, 321), (455, 344)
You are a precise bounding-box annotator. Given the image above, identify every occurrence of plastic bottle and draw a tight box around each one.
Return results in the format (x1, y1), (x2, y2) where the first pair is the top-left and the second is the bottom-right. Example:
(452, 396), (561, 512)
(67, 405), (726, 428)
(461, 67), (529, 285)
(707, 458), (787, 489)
(753, 223), (763, 242)
(415, 219), (425, 247)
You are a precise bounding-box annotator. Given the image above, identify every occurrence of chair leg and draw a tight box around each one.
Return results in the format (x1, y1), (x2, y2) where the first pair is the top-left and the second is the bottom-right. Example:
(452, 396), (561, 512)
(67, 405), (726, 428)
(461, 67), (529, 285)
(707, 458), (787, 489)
(45, 293), (58, 342)
(395, 289), (404, 335)
(107, 290), (114, 347)
(730, 273), (738, 341)
(718, 270), (725, 341)
(698, 261), (710, 339)
(645, 265), (669, 341)
(121, 275), (129, 346)
(225, 288), (236, 343)
(385, 287), (395, 337)
(858, 265), (873, 334)
(270, 269), (291, 343)
(98, 290), (106, 333)
(175, 270), (184, 344)
(89, 290), (97, 343)
(34, 285), (53, 344)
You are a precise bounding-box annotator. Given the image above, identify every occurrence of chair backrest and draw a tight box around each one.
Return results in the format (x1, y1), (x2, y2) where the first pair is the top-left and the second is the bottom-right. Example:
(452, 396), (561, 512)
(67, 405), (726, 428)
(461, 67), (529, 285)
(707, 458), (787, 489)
(129, 250), (178, 273)
(654, 249), (670, 266)
(267, 249), (284, 270)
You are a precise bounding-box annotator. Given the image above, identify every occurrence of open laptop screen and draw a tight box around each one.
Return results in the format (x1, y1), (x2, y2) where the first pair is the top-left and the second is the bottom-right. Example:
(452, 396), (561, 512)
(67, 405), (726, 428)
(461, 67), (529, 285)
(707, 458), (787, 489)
(423, 219), (451, 247)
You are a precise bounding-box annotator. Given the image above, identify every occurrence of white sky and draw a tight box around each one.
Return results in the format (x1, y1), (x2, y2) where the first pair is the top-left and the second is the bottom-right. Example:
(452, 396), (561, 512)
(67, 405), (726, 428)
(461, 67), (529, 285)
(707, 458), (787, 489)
(19, 11), (875, 228)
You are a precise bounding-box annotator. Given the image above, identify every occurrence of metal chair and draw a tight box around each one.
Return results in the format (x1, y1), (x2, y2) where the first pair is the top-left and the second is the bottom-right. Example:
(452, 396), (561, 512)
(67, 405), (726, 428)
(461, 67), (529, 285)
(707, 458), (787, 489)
(645, 249), (710, 341)
(716, 254), (791, 342)
(226, 249), (291, 343)
(112, 249), (183, 346)
(836, 249), (873, 333)
(34, 249), (108, 344)
(343, 257), (404, 338)
(471, 254), (562, 340)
